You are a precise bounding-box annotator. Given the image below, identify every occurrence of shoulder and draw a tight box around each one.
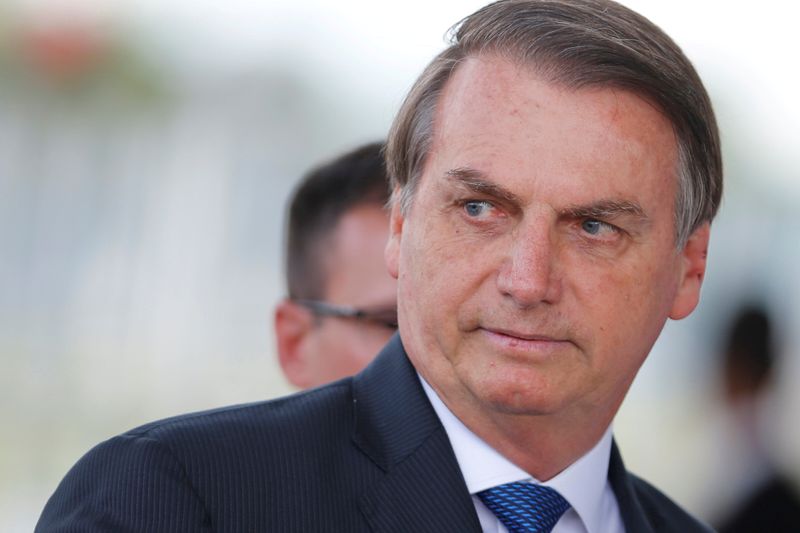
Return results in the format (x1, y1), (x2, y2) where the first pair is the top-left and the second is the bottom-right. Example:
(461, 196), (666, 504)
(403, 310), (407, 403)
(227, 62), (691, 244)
(100, 379), (360, 477)
(627, 473), (714, 533)
(128, 379), (354, 447)
(37, 380), (359, 531)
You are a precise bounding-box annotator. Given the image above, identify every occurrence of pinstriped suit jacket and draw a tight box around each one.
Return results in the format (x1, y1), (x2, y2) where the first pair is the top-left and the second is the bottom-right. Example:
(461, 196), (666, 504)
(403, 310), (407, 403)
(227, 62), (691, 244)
(37, 335), (710, 532)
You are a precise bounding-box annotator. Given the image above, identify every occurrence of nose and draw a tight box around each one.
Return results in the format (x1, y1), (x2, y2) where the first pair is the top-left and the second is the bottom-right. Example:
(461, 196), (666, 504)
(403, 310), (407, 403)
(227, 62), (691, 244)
(496, 219), (562, 307)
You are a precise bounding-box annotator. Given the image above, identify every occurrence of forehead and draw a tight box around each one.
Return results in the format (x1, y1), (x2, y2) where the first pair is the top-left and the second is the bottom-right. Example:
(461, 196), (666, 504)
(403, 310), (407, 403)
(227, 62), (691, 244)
(424, 55), (678, 208)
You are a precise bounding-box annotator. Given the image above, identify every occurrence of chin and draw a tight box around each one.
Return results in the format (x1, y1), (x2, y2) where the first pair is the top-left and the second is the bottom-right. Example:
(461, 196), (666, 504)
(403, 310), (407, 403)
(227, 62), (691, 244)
(472, 374), (568, 417)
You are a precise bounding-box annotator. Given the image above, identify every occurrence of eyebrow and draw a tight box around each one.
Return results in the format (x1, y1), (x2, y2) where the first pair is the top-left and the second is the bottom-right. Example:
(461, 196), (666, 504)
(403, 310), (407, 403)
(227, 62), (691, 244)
(445, 166), (649, 224)
(445, 167), (523, 205)
(561, 200), (647, 222)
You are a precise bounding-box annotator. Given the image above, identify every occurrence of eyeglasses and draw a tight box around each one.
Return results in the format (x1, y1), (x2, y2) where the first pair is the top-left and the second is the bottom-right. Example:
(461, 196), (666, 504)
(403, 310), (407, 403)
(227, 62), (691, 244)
(293, 299), (398, 329)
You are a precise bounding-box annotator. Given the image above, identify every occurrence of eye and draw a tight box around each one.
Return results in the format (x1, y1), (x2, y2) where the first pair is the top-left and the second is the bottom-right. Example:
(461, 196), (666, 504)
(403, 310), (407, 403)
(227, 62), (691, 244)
(580, 218), (619, 238)
(581, 219), (604, 235)
(464, 200), (493, 217)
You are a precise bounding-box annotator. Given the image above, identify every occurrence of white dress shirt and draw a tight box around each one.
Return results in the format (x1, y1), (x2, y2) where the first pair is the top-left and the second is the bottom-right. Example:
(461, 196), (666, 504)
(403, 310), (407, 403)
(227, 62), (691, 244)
(419, 376), (624, 533)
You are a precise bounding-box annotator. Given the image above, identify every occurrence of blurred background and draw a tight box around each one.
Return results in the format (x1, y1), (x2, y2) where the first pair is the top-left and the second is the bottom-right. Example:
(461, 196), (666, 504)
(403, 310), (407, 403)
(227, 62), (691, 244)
(1, 0), (798, 530)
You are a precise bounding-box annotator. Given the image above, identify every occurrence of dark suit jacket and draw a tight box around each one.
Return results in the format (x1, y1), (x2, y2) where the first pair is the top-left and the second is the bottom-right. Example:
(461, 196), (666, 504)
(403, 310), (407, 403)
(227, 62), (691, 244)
(37, 335), (711, 532)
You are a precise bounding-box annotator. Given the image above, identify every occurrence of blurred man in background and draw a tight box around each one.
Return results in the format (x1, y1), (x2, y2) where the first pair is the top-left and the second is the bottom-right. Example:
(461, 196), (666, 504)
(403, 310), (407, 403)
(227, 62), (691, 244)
(713, 304), (800, 532)
(274, 142), (396, 388)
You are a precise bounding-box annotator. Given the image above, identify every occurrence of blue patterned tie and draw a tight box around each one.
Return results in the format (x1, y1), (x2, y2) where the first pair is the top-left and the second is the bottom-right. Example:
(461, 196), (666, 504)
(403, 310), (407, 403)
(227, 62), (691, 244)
(477, 481), (571, 533)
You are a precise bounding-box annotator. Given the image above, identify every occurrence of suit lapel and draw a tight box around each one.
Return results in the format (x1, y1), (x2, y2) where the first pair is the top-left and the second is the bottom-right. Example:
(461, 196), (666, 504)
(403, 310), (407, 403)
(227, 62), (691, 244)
(352, 335), (481, 532)
(608, 440), (656, 533)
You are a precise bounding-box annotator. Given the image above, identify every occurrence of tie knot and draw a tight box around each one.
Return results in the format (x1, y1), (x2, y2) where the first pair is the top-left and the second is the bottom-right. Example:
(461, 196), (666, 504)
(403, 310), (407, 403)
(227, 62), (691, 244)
(478, 481), (571, 533)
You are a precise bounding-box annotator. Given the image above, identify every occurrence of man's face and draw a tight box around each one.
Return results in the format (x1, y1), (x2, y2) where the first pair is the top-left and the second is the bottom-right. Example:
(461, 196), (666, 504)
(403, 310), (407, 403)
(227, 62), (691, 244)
(386, 56), (708, 427)
(293, 204), (397, 387)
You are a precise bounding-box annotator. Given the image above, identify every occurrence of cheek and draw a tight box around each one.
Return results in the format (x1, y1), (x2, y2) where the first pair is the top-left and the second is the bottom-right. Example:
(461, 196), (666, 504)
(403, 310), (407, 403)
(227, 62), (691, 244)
(574, 253), (678, 352)
(573, 240), (678, 302)
(397, 219), (483, 347)
(357, 324), (396, 353)
(401, 222), (454, 291)
(318, 324), (389, 374)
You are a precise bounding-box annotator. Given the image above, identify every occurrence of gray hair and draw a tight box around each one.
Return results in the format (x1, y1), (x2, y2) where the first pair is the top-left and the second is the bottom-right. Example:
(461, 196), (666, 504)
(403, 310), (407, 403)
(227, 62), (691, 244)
(386, 0), (722, 246)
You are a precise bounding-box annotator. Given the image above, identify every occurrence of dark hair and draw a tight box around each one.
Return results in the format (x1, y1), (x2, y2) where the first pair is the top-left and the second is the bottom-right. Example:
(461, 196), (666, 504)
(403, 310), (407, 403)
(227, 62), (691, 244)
(386, 0), (722, 246)
(285, 142), (390, 300)
(722, 304), (775, 396)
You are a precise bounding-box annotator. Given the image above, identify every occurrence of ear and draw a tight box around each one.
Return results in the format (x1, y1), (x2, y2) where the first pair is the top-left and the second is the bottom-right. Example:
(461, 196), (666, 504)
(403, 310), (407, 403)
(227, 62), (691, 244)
(669, 222), (711, 320)
(384, 191), (405, 280)
(274, 299), (315, 388)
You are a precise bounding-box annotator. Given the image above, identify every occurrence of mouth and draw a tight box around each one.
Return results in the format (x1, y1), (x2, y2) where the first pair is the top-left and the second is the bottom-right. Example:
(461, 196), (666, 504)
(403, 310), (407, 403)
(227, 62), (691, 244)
(478, 326), (575, 355)
(482, 327), (565, 342)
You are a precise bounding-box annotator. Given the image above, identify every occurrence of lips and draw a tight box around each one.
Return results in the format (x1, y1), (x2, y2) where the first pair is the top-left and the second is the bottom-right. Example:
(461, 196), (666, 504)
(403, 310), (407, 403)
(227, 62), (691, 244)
(478, 326), (576, 358)
(481, 326), (567, 343)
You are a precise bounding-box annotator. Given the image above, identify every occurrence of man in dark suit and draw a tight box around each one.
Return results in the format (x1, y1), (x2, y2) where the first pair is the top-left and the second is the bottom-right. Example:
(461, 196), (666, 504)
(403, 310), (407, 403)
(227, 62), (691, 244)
(37, 1), (722, 531)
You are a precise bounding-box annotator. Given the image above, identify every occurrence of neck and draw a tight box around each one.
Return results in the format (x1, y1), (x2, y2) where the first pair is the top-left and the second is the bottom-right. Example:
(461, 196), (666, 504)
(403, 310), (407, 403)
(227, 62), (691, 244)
(434, 384), (619, 481)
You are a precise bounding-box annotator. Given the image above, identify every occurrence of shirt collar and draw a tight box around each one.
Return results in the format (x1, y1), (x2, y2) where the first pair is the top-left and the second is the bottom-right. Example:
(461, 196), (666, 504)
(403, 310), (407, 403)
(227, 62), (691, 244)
(419, 374), (613, 533)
